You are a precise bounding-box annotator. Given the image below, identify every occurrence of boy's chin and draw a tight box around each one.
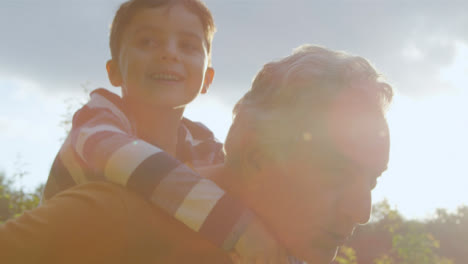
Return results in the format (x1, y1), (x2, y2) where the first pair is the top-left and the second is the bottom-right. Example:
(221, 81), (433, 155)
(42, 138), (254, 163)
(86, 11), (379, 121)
(123, 95), (190, 110)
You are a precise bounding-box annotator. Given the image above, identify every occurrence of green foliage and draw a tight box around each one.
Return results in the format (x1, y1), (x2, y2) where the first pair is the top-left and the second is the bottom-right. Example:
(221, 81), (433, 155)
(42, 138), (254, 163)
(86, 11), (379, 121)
(341, 200), (460, 264)
(335, 246), (358, 264)
(374, 255), (393, 264)
(0, 172), (42, 223)
(378, 205), (455, 264)
(371, 199), (403, 233)
(392, 226), (452, 264)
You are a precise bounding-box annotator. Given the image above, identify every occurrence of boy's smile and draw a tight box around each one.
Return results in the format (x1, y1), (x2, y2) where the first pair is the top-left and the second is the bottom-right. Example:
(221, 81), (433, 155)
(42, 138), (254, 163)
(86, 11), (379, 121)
(108, 4), (214, 109)
(147, 70), (185, 89)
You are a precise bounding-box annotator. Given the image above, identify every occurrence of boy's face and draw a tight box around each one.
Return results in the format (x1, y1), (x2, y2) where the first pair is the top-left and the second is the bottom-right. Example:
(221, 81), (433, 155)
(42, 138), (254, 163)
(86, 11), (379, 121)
(248, 99), (389, 263)
(107, 5), (214, 109)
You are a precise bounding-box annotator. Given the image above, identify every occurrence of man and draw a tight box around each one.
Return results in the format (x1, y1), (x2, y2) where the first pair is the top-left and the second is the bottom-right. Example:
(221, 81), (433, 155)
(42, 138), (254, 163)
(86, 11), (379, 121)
(0, 44), (392, 263)
(204, 44), (393, 263)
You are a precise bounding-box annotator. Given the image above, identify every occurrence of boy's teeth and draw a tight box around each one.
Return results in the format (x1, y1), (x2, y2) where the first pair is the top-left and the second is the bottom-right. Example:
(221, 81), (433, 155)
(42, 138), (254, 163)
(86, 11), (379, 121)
(151, 73), (180, 81)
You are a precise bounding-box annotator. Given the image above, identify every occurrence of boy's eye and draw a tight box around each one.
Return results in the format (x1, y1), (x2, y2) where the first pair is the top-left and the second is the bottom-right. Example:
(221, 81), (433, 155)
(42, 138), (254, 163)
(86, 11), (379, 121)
(138, 37), (158, 48)
(180, 40), (202, 53)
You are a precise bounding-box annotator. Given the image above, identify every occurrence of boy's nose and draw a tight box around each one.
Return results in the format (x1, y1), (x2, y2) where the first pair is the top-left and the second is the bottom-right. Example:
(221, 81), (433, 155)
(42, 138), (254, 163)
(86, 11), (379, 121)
(160, 41), (180, 62)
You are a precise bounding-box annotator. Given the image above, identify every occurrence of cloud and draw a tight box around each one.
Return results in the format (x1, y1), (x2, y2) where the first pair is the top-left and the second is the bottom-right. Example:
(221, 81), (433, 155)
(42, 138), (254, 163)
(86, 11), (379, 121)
(0, 118), (8, 134)
(0, 0), (122, 96)
(0, 0), (467, 102)
(206, 0), (468, 98)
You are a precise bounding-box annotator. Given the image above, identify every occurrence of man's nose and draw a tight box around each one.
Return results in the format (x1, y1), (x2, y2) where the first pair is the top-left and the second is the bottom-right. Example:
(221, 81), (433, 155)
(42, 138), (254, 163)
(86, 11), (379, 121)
(338, 181), (372, 226)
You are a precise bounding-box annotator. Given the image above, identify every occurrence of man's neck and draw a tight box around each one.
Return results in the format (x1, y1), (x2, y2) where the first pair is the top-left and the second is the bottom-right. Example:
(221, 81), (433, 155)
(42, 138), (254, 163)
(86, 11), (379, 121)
(126, 100), (184, 156)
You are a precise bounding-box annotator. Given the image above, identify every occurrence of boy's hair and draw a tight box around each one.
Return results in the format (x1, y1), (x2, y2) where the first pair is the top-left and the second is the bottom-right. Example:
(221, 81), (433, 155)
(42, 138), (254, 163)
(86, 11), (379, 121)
(224, 44), (393, 170)
(109, 0), (216, 65)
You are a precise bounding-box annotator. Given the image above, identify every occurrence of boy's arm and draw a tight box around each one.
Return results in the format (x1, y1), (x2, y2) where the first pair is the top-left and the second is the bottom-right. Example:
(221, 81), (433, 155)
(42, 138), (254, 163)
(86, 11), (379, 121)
(46, 90), (282, 256)
(71, 110), (247, 249)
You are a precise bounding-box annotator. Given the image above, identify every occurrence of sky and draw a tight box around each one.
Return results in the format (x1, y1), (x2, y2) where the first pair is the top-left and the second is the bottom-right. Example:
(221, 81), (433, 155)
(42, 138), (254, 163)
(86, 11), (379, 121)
(1, 0), (467, 220)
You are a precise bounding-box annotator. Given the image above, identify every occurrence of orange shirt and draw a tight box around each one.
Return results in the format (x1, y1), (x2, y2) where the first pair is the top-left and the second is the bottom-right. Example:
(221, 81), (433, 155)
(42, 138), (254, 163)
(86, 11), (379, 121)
(0, 182), (232, 264)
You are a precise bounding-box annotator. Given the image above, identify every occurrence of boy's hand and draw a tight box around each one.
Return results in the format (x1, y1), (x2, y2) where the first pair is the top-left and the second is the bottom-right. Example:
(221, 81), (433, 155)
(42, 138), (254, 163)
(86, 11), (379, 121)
(232, 217), (290, 264)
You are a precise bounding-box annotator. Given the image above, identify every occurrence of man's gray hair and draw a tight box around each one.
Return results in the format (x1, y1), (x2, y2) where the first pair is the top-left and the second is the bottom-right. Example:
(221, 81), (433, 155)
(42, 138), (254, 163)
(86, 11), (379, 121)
(224, 44), (393, 171)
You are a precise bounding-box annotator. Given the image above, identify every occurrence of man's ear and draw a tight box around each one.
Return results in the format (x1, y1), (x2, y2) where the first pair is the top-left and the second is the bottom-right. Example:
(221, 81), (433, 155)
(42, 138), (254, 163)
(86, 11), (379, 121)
(240, 144), (272, 192)
(106, 59), (122, 87)
(244, 147), (263, 173)
(201, 67), (215, 94)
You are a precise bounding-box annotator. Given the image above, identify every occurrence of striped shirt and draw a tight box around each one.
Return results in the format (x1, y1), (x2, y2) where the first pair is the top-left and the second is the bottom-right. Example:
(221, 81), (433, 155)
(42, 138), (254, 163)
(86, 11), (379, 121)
(43, 88), (255, 251)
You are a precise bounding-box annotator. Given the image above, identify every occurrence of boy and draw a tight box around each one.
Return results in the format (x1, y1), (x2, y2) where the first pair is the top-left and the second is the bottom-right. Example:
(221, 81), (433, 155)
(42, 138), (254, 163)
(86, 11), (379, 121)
(43, 0), (282, 261)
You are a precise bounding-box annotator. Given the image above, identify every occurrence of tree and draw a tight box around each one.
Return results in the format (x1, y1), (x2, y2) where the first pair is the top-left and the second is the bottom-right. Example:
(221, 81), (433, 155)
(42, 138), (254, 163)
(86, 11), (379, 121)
(391, 223), (453, 264)
(335, 246), (358, 264)
(342, 200), (456, 264)
(0, 172), (42, 223)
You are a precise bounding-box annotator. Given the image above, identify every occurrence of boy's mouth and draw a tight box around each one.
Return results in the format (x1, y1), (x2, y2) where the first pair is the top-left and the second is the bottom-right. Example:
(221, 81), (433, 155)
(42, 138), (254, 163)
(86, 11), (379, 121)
(150, 73), (183, 81)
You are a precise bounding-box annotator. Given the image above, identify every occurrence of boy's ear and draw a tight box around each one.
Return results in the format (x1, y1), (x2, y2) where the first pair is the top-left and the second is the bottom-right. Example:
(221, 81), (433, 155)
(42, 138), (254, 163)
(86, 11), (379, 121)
(106, 59), (123, 87)
(201, 67), (215, 94)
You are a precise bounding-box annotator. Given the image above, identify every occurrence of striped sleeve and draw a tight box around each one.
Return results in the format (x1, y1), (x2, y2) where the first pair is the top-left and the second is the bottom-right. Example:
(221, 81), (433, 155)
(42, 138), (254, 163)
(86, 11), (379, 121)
(56, 90), (261, 251)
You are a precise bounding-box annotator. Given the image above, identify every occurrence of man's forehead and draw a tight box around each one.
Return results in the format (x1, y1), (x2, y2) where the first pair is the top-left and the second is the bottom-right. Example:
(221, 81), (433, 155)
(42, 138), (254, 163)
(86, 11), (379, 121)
(289, 92), (389, 171)
(324, 90), (390, 172)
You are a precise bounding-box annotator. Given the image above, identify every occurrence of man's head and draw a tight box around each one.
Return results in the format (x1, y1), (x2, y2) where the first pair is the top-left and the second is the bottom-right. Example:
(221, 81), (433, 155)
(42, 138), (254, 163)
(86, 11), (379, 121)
(224, 45), (393, 263)
(106, 0), (216, 108)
